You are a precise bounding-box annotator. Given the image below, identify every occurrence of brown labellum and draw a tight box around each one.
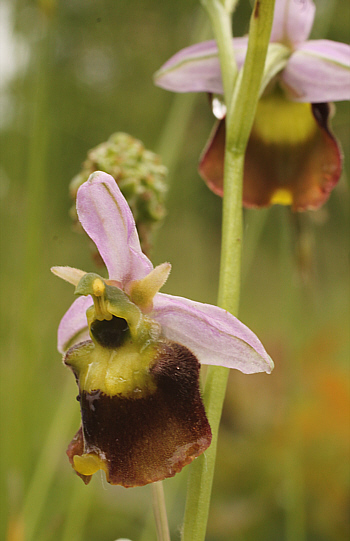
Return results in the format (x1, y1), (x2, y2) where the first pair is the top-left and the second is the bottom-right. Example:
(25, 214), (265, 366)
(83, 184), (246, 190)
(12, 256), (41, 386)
(66, 340), (212, 487)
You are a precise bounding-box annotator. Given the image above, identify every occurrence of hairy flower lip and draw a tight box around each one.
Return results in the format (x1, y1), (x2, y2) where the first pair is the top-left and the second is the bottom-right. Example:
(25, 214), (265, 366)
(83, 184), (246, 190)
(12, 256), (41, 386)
(64, 335), (213, 487)
(64, 339), (213, 487)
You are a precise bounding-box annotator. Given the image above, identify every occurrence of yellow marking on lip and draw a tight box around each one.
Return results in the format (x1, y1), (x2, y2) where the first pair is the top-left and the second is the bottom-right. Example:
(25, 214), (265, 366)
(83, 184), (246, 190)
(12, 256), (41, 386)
(253, 94), (316, 145)
(73, 453), (107, 476)
(271, 188), (293, 206)
(65, 340), (158, 397)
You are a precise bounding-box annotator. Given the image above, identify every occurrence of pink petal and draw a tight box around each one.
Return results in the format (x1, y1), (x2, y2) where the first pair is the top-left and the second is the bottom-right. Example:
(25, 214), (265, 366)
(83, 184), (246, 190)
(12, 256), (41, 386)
(270, 0), (315, 46)
(57, 296), (92, 354)
(281, 40), (350, 102)
(154, 38), (248, 94)
(77, 172), (153, 286)
(152, 293), (273, 374)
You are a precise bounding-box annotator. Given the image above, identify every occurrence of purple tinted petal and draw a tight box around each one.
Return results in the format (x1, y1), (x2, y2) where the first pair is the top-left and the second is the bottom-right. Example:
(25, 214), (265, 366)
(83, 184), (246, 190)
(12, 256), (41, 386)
(152, 294), (273, 374)
(281, 40), (350, 102)
(57, 296), (92, 354)
(77, 172), (153, 285)
(154, 38), (248, 94)
(271, 0), (315, 45)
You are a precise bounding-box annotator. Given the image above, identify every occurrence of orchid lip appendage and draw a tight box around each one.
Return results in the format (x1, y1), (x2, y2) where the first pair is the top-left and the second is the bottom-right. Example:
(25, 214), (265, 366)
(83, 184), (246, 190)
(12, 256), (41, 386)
(52, 171), (273, 487)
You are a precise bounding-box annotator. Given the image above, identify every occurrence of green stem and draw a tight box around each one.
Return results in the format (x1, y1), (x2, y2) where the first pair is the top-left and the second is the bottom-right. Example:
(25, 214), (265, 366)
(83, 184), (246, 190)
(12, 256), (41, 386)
(201, 0), (238, 106)
(218, 151), (244, 309)
(181, 365), (230, 541)
(182, 1), (275, 540)
(152, 482), (171, 541)
(226, 0), (276, 151)
(279, 211), (307, 541)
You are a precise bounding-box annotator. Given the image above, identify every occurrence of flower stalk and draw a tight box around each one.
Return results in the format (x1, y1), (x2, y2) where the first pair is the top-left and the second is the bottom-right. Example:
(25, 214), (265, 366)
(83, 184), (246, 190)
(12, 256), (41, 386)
(152, 482), (171, 541)
(181, 1), (276, 540)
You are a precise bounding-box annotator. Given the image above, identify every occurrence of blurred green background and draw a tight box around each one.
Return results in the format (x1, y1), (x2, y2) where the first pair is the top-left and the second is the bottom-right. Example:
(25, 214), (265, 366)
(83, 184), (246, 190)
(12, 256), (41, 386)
(0, 1), (349, 540)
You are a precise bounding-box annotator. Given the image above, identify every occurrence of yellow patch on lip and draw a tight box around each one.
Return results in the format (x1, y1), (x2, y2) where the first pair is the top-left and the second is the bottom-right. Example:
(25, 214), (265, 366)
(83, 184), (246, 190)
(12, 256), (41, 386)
(253, 94), (316, 145)
(73, 453), (107, 476)
(270, 188), (293, 206)
(64, 339), (158, 397)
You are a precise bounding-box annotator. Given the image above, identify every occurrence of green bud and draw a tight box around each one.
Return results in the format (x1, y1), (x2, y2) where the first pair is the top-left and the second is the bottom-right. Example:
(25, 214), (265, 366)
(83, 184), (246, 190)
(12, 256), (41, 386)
(69, 133), (167, 258)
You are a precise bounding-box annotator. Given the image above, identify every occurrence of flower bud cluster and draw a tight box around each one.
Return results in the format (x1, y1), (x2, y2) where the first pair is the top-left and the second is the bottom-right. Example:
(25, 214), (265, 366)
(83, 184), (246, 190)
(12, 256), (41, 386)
(69, 132), (168, 255)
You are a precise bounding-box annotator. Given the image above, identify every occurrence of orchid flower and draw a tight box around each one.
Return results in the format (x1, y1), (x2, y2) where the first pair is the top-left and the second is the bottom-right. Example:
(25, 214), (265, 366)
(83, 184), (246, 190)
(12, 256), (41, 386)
(52, 171), (273, 487)
(154, 0), (350, 211)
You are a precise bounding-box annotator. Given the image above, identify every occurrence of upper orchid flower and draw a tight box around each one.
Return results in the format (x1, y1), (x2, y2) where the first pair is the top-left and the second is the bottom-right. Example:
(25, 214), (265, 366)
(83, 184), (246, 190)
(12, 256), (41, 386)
(154, 0), (350, 211)
(52, 172), (273, 488)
